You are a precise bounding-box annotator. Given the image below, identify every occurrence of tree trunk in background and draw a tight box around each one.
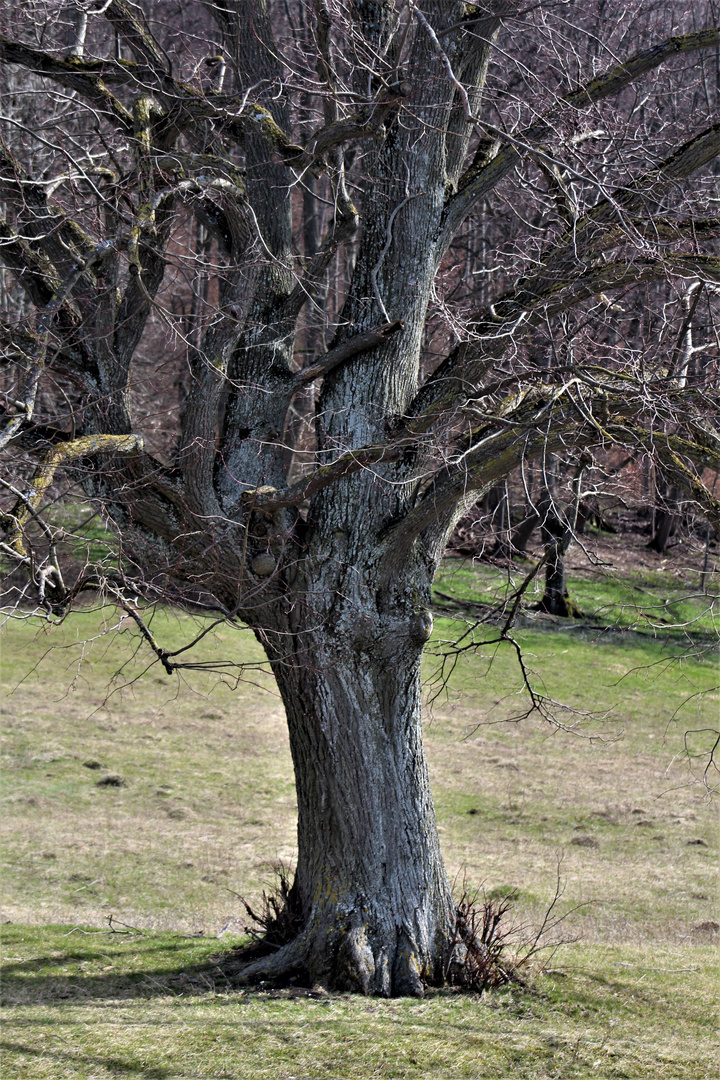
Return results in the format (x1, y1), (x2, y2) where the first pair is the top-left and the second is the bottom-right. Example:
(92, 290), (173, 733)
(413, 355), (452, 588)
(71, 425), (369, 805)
(510, 509), (542, 554)
(647, 483), (679, 553)
(537, 503), (578, 617)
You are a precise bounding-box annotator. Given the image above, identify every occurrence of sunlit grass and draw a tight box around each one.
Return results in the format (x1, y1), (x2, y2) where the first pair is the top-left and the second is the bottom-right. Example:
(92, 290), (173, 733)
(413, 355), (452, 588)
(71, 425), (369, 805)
(433, 557), (719, 640)
(1, 926), (718, 1079)
(1, 584), (718, 1078)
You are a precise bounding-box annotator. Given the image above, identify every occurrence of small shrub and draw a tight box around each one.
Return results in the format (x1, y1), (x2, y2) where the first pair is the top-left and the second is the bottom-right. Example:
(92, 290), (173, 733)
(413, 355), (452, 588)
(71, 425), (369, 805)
(447, 891), (519, 993)
(230, 865), (303, 965)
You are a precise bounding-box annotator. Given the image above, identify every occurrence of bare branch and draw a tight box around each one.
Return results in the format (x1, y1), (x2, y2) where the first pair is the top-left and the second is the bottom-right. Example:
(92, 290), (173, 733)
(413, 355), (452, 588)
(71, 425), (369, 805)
(439, 27), (720, 252)
(293, 321), (404, 387)
(5, 433), (144, 561)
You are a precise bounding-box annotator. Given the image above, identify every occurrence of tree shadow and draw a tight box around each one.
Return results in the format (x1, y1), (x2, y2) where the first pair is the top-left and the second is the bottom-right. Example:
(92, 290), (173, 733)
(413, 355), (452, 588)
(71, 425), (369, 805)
(542, 966), (713, 1028)
(0, 937), (241, 1005)
(0, 1040), (178, 1079)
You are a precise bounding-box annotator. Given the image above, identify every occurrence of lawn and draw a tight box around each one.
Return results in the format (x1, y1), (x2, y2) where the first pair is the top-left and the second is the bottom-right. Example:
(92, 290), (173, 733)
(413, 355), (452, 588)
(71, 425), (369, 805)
(1, 562), (718, 1079)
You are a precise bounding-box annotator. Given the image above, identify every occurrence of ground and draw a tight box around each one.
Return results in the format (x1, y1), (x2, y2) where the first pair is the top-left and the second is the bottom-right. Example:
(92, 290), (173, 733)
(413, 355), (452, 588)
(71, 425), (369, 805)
(0, 548), (718, 1078)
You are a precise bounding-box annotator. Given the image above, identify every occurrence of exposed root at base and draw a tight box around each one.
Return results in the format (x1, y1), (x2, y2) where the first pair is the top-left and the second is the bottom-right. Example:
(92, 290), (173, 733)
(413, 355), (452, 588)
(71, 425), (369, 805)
(533, 595), (584, 618)
(221, 888), (532, 997)
(223, 925), (433, 997)
(227, 934), (311, 988)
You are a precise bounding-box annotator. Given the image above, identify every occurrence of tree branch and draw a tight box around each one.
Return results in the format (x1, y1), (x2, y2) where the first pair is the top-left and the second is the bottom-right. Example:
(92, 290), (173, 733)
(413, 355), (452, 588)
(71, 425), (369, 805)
(0, 215), (63, 309)
(4, 433), (144, 560)
(0, 143), (99, 284)
(408, 252), (720, 429)
(413, 117), (720, 426)
(292, 321), (404, 387)
(240, 439), (411, 513)
(105, 0), (169, 75)
(281, 194), (359, 320)
(382, 403), (720, 565)
(0, 36), (134, 130)
(438, 27), (720, 253)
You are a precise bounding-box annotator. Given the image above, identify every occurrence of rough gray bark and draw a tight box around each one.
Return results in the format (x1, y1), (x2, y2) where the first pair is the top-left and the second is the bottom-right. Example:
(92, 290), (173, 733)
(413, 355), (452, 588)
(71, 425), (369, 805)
(258, 595), (452, 994)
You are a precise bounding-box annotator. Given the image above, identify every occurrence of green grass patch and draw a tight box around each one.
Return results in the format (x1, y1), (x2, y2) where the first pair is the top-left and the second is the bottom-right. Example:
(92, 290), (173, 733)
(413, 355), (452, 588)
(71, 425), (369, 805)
(55, 502), (120, 568)
(1, 585), (718, 1078)
(433, 557), (719, 641)
(1, 926), (718, 1079)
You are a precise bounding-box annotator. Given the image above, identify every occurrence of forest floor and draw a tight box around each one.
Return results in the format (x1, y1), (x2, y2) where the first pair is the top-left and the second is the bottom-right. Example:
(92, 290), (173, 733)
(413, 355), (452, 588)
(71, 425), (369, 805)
(0, 558), (718, 1079)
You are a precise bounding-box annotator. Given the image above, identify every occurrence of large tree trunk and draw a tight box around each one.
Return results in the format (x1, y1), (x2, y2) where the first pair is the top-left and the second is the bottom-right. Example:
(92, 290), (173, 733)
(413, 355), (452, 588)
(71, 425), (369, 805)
(239, 548), (455, 996)
(274, 646), (453, 995)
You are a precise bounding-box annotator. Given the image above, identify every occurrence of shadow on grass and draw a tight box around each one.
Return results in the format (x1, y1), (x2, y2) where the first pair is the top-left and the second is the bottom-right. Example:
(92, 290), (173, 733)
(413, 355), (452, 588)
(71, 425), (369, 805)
(0, 1040), (178, 1079)
(0, 935), (243, 1005)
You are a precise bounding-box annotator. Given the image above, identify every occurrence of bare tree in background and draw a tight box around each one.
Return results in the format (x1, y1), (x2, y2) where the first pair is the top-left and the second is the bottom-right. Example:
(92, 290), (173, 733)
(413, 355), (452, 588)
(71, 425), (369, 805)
(1, 0), (719, 994)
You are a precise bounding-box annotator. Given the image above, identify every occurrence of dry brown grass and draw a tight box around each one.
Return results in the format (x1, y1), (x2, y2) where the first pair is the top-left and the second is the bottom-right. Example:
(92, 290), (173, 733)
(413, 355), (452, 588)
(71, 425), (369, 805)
(1, 606), (717, 946)
(1, 604), (718, 1079)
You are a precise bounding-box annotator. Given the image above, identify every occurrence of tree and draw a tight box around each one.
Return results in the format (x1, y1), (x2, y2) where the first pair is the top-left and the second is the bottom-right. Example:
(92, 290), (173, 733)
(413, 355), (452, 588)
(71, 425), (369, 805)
(1, 0), (719, 995)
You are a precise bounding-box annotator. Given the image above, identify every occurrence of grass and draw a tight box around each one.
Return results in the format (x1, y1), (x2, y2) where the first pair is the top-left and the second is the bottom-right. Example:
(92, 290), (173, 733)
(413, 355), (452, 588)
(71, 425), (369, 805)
(55, 501), (120, 568)
(433, 557), (719, 641)
(0, 609), (287, 930)
(0, 497), (121, 578)
(1, 926), (717, 1079)
(1, 573), (718, 1079)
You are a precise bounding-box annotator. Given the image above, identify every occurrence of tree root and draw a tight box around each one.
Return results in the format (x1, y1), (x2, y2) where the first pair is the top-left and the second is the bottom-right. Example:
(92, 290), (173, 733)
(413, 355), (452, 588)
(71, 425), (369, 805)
(226, 923), (433, 997)
(534, 593), (584, 618)
(228, 933), (311, 987)
(226, 869), (449, 996)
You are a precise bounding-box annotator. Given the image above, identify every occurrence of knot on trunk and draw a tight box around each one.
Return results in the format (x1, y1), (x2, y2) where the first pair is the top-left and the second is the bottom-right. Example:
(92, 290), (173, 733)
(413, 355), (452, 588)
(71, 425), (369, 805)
(410, 608), (433, 642)
(252, 552), (276, 577)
